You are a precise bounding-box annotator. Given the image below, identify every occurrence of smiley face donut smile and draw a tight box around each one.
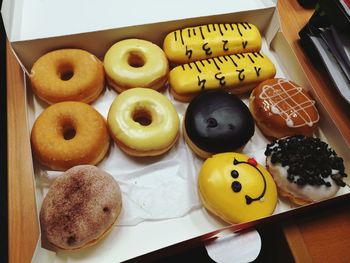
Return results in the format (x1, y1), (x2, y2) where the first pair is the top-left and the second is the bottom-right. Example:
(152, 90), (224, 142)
(231, 157), (267, 205)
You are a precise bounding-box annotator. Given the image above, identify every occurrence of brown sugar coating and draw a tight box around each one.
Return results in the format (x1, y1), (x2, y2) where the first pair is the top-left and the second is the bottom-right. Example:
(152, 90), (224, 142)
(31, 101), (110, 171)
(30, 49), (105, 104)
(40, 165), (122, 250)
(249, 78), (319, 138)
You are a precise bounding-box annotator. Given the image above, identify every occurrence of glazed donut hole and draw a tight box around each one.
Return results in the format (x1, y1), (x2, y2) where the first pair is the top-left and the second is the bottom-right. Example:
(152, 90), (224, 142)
(132, 106), (152, 126)
(57, 62), (75, 81)
(127, 51), (146, 68)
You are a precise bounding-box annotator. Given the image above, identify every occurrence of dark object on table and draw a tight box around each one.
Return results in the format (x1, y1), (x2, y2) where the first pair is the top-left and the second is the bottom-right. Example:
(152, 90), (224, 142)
(299, 0), (350, 104)
(298, 0), (318, 9)
(319, 0), (350, 34)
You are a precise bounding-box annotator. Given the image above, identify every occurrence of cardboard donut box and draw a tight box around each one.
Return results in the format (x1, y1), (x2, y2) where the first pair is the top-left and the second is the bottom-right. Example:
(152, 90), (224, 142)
(3, 0), (350, 262)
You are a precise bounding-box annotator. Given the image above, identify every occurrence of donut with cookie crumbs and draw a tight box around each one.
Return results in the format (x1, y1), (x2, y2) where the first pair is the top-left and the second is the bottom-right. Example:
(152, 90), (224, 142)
(265, 135), (347, 205)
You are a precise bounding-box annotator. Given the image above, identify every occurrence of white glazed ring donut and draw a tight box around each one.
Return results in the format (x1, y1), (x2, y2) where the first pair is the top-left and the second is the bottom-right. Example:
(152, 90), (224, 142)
(107, 88), (180, 156)
(104, 39), (169, 92)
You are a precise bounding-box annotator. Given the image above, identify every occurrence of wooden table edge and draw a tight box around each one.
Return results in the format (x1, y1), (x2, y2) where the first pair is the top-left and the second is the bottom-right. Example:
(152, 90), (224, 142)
(7, 40), (39, 263)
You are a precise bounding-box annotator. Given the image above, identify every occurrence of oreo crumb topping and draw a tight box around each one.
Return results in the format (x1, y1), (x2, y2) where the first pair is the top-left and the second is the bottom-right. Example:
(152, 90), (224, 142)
(264, 135), (347, 187)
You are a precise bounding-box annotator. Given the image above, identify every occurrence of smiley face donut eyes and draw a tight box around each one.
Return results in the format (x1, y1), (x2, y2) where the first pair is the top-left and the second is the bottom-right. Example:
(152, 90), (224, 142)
(230, 169), (241, 192)
(231, 181), (242, 192)
(231, 170), (239, 178)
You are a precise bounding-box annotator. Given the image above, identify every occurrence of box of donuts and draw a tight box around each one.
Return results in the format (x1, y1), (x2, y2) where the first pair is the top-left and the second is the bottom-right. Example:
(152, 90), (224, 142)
(3, 0), (350, 262)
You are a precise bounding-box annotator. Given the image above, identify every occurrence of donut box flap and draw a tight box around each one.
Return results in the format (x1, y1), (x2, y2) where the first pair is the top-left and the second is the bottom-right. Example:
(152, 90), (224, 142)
(1, 0), (276, 73)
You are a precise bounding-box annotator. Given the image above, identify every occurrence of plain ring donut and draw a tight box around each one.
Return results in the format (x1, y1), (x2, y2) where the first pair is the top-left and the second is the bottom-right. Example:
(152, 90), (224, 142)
(107, 88), (180, 156)
(104, 39), (169, 92)
(30, 49), (105, 104)
(31, 101), (110, 171)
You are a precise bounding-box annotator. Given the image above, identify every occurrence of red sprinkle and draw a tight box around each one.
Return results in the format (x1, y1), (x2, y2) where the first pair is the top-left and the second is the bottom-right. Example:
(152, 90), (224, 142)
(247, 157), (257, 166)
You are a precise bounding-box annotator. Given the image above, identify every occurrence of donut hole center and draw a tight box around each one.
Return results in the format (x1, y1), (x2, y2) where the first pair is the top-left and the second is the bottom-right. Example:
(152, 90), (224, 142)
(132, 107), (152, 126)
(62, 124), (76, 140)
(58, 64), (74, 81)
(128, 51), (145, 68)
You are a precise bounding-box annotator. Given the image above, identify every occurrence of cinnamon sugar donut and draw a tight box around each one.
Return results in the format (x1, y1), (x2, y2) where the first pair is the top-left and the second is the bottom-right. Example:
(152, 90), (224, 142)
(30, 49), (105, 104)
(249, 78), (319, 138)
(31, 101), (110, 171)
(40, 165), (122, 250)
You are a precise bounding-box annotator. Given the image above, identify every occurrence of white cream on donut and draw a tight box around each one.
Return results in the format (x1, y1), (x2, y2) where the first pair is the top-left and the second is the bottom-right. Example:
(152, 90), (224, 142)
(266, 156), (339, 203)
(265, 135), (347, 205)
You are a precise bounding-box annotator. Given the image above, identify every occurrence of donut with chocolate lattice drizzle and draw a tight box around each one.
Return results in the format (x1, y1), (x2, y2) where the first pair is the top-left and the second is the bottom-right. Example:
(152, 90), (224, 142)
(249, 78), (319, 138)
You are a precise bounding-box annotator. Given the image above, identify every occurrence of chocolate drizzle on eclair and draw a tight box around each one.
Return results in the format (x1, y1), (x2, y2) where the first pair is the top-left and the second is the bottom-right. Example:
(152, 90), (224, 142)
(264, 135), (347, 187)
(185, 90), (255, 153)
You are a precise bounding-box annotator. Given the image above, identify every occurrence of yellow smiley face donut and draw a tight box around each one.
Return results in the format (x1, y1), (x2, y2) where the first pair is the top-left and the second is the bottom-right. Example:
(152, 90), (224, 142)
(30, 49), (105, 104)
(107, 88), (180, 156)
(104, 39), (169, 93)
(198, 152), (277, 223)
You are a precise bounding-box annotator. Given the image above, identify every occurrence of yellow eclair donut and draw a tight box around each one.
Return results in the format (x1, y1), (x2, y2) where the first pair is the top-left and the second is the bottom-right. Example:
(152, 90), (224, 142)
(163, 23), (262, 64)
(198, 153), (277, 223)
(169, 52), (276, 102)
(107, 88), (180, 156)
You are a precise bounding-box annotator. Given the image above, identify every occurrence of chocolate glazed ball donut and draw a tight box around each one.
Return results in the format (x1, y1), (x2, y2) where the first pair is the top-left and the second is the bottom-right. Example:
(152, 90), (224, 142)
(183, 90), (255, 158)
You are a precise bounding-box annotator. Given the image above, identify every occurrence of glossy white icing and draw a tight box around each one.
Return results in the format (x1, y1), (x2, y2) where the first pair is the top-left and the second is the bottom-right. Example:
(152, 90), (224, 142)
(266, 156), (339, 202)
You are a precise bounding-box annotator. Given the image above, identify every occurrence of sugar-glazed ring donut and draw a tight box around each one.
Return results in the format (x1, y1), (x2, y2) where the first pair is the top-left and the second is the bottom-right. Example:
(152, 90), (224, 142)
(31, 101), (110, 171)
(107, 88), (180, 156)
(30, 49), (105, 104)
(104, 39), (169, 92)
